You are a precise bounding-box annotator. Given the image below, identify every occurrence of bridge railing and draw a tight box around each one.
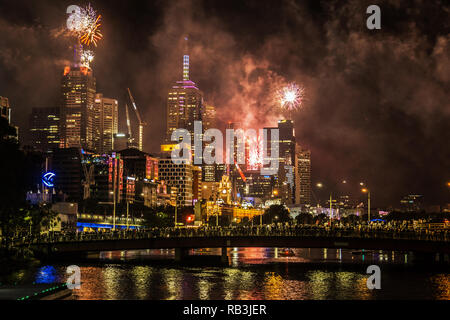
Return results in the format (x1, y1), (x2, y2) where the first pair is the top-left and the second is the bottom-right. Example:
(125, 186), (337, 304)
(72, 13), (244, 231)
(8, 226), (450, 246)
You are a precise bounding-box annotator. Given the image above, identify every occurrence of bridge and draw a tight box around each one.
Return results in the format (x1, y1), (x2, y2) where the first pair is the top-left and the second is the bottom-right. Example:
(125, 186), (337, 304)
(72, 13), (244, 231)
(22, 226), (450, 264)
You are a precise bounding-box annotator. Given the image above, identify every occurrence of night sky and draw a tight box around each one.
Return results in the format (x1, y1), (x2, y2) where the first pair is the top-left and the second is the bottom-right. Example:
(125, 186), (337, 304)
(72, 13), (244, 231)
(0, 0), (448, 207)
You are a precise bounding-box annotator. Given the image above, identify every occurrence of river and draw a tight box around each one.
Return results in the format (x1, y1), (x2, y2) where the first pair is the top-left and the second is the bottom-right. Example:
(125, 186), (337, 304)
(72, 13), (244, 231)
(3, 248), (449, 300)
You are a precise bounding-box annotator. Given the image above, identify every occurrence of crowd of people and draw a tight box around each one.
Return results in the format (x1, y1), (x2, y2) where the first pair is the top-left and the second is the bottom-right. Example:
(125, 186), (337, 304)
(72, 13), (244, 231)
(8, 220), (449, 245)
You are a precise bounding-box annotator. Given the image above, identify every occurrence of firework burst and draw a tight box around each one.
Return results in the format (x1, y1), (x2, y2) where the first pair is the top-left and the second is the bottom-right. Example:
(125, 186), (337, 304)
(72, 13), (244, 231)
(80, 14), (103, 47)
(246, 135), (264, 171)
(80, 49), (94, 68)
(277, 83), (305, 112)
(67, 4), (103, 47)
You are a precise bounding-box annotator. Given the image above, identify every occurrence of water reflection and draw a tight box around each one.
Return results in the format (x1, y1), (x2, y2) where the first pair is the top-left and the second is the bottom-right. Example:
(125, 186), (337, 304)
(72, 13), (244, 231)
(430, 274), (450, 300)
(21, 247), (450, 300)
(35, 266), (57, 284)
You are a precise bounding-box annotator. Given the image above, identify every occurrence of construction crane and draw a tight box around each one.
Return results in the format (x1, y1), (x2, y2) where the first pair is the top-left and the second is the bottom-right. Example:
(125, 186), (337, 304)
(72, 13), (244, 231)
(234, 160), (247, 183)
(126, 88), (146, 151)
(125, 103), (137, 149)
(80, 149), (95, 200)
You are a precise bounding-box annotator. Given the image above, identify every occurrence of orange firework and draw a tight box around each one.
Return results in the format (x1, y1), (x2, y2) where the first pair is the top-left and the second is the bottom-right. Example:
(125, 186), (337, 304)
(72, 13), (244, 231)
(80, 15), (103, 47)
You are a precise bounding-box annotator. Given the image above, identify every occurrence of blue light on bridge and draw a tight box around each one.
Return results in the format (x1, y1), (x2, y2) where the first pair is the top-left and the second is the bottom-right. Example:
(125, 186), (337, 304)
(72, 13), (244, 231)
(77, 222), (140, 231)
(42, 172), (56, 188)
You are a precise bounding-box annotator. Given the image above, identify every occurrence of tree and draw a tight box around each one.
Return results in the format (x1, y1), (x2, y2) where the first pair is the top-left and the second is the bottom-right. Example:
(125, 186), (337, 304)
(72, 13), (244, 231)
(263, 205), (292, 224)
(296, 213), (314, 225)
(142, 205), (175, 228)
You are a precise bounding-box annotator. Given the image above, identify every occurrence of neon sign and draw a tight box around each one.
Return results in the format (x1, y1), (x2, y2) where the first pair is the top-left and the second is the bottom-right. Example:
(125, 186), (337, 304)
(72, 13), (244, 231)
(42, 172), (56, 188)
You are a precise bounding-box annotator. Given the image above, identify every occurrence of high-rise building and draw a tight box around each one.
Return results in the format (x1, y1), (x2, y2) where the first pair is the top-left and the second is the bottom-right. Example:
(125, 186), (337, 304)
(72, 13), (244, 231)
(158, 157), (194, 207)
(264, 120), (296, 204)
(95, 94), (119, 154)
(51, 148), (83, 201)
(164, 55), (204, 159)
(87, 153), (123, 204)
(117, 148), (159, 206)
(0, 96), (11, 123)
(29, 107), (61, 154)
(60, 66), (97, 151)
(201, 104), (217, 182)
(295, 146), (311, 206)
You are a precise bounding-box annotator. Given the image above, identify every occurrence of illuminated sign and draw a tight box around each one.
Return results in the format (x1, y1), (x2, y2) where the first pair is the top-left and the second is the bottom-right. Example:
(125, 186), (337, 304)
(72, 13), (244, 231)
(42, 172), (56, 188)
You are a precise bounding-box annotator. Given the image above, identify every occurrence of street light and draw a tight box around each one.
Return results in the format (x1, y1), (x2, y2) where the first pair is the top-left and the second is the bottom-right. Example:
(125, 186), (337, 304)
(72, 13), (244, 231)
(316, 183), (333, 223)
(361, 188), (371, 223)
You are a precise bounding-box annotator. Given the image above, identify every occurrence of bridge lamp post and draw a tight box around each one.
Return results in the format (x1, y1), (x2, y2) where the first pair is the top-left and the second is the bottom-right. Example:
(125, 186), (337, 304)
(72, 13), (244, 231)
(316, 183), (333, 224)
(174, 196), (178, 228)
(361, 188), (371, 224)
(126, 201), (130, 231)
(108, 191), (116, 231)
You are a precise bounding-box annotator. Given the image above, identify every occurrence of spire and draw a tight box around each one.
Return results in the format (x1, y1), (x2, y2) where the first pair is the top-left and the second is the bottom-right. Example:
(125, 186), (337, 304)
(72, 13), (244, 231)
(73, 43), (83, 68)
(183, 55), (189, 80)
(183, 36), (189, 80)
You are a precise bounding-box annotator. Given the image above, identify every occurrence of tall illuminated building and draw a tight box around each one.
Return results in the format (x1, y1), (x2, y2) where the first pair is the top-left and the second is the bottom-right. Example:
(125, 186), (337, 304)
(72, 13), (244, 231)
(29, 107), (60, 154)
(263, 120), (296, 204)
(202, 104), (217, 182)
(164, 53), (204, 161)
(95, 94), (119, 154)
(60, 65), (97, 151)
(295, 146), (311, 206)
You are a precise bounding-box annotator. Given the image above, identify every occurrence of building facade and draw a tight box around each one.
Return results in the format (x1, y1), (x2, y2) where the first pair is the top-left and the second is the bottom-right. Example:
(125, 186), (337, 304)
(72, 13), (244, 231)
(95, 93), (119, 154)
(60, 66), (97, 151)
(295, 146), (311, 206)
(29, 107), (60, 153)
(158, 158), (194, 207)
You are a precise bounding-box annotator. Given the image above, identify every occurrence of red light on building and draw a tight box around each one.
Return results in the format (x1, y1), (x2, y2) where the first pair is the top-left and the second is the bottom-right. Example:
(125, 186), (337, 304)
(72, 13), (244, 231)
(80, 67), (89, 76)
(63, 66), (71, 76)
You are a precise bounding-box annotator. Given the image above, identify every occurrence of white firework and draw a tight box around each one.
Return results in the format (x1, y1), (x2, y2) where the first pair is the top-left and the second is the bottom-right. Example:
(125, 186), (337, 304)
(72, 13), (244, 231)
(80, 50), (94, 68)
(67, 4), (97, 35)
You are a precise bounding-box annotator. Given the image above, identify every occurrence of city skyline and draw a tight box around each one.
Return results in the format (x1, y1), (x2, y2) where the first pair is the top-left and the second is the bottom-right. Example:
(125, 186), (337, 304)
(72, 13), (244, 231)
(0, 0), (448, 207)
(0, 0), (449, 305)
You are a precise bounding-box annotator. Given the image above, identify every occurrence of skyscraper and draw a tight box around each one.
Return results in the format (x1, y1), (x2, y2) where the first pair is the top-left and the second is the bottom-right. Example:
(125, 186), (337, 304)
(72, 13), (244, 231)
(164, 54), (204, 159)
(295, 146), (311, 206)
(60, 66), (97, 151)
(95, 93), (119, 154)
(29, 107), (61, 154)
(202, 104), (217, 182)
(264, 120), (296, 204)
